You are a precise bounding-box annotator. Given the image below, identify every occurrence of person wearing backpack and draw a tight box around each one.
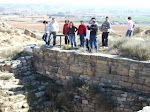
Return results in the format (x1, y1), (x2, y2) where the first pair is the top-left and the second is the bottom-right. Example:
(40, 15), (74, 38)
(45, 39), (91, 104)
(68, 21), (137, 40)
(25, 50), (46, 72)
(77, 21), (87, 47)
(63, 20), (70, 45)
(100, 16), (111, 49)
(126, 17), (135, 37)
(67, 22), (78, 48)
(42, 20), (49, 46)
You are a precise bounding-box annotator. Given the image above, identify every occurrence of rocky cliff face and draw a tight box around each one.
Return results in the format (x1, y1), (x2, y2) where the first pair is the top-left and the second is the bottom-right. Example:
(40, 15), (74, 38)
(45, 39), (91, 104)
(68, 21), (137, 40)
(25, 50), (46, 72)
(31, 46), (150, 112)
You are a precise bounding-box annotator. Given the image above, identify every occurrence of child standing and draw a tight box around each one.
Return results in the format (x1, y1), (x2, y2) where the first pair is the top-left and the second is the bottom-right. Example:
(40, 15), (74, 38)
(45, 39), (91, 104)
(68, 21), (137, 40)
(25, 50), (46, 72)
(86, 25), (90, 51)
(42, 20), (49, 46)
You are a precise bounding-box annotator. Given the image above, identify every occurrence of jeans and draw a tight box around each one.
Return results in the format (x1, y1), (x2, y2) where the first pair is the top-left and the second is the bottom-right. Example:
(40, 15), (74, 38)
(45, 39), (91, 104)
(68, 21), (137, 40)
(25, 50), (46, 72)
(65, 35), (70, 45)
(42, 33), (48, 44)
(90, 35), (98, 52)
(79, 34), (85, 47)
(126, 30), (133, 37)
(69, 34), (76, 47)
(48, 32), (56, 46)
(102, 32), (109, 47)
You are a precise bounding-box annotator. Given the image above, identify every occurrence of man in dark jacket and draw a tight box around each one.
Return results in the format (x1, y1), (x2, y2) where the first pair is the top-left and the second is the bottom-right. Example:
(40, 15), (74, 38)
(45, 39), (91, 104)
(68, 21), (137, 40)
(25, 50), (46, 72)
(89, 20), (98, 53)
(78, 21), (87, 47)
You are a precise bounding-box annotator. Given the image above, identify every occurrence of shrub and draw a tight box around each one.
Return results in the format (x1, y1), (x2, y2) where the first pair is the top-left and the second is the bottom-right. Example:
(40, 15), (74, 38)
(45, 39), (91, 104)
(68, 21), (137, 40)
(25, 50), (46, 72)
(63, 45), (73, 50)
(133, 27), (143, 35)
(88, 84), (100, 97)
(105, 37), (150, 60)
(45, 81), (78, 112)
(87, 84), (114, 111)
(65, 77), (85, 93)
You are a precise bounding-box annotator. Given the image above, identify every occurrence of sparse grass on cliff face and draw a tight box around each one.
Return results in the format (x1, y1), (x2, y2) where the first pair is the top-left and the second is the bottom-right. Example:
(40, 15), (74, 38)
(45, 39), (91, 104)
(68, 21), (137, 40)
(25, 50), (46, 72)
(106, 37), (150, 60)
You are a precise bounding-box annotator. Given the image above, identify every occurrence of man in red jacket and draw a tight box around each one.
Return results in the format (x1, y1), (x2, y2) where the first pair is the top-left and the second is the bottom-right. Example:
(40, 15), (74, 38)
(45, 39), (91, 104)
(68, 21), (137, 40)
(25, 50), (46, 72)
(78, 21), (87, 47)
(63, 20), (70, 45)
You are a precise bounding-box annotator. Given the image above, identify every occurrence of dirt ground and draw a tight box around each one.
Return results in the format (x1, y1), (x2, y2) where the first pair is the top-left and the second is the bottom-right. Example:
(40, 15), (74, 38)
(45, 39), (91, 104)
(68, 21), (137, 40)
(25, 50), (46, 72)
(7, 22), (127, 35)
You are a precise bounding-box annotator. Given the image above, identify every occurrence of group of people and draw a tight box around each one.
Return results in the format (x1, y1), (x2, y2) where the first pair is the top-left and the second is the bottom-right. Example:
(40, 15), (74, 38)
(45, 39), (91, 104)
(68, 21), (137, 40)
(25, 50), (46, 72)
(42, 18), (59, 47)
(42, 16), (134, 53)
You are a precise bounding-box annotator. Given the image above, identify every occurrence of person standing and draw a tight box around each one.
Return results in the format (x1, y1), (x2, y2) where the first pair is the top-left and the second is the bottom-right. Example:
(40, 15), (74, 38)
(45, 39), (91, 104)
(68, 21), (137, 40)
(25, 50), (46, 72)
(86, 25), (90, 51)
(67, 22), (78, 48)
(63, 20), (70, 45)
(78, 21), (87, 47)
(89, 20), (98, 53)
(126, 17), (134, 37)
(100, 16), (110, 48)
(48, 18), (59, 46)
(42, 20), (49, 46)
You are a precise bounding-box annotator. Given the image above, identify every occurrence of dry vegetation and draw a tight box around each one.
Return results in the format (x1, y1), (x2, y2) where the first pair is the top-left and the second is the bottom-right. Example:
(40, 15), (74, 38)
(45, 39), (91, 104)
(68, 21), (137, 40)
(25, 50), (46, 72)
(105, 36), (150, 60)
(0, 22), (44, 61)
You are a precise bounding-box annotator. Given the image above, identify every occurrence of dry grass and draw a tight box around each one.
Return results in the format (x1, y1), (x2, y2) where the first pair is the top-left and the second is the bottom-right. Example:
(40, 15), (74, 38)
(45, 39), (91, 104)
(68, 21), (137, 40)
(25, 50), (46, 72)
(63, 45), (73, 50)
(0, 22), (44, 61)
(106, 37), (150, 60)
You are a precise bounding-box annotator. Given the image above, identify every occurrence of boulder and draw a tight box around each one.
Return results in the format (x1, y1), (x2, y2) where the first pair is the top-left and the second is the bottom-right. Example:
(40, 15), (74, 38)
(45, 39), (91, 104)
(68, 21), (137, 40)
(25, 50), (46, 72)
(24, 29), (31, 36)
(145, 30), (150, 35)
(31, 33), (36, 38)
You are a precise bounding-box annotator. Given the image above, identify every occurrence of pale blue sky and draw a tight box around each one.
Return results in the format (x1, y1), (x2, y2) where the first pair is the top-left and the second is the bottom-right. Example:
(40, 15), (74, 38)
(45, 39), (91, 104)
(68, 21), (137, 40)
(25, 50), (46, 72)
(0, 0), (149, 8)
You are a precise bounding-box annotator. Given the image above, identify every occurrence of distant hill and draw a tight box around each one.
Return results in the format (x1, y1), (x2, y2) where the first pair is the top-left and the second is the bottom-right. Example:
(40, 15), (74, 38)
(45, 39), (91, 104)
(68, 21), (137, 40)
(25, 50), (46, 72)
(0, 3), (150, 15)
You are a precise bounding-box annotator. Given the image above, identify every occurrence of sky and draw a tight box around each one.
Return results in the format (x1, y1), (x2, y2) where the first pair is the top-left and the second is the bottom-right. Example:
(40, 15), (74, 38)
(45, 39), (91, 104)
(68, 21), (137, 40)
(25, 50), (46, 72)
(0, 0), (149, 8)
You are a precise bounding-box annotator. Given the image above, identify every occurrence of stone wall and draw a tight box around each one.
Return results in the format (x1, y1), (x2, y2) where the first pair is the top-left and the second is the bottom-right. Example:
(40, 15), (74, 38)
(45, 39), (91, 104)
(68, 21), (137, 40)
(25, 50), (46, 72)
(31, 46), (150, 112)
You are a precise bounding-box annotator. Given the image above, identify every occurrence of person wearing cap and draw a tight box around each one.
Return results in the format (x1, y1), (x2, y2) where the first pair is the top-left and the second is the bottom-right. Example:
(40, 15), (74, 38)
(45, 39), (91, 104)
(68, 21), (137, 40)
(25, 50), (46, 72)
(77, 21), (87, 47)
(89, 20), (98, 53)
(100, 16), (111, 48)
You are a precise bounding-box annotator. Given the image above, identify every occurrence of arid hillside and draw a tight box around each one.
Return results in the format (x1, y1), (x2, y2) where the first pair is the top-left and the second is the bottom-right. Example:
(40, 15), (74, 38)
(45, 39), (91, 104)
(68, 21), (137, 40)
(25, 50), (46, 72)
(0, 22), (44, 61)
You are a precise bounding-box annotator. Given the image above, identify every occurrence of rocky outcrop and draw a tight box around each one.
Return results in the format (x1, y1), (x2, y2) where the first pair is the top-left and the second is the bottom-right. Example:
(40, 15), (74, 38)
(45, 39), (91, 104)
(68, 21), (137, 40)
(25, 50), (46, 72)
(145, 30), (150, 35)
(1, 44), (150, 112)
(31, 46), (150, 112)
(0, 54), (51, 112)
(24, 29), (31, 36)
(24, 29), (37, 38)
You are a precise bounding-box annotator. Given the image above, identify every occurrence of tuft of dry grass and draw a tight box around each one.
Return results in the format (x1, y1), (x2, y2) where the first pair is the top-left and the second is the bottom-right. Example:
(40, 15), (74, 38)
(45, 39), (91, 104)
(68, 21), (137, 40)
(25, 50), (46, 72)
(63, 45), (73, 50)
(106, 37), (150, 60)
